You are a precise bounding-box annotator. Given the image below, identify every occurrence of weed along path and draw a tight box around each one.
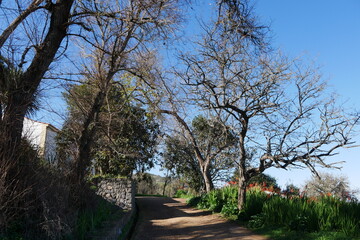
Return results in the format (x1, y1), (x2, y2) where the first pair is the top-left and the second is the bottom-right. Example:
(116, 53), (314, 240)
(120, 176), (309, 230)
(131, 196), (268, 240)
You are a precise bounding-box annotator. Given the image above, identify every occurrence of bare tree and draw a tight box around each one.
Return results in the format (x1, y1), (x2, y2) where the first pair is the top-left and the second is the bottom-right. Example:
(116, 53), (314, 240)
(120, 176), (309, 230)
(303, 172), (358, 201)
(60, 0), (183, 183)
(0, 0), (74, 154)
(176, 2), (359, 209)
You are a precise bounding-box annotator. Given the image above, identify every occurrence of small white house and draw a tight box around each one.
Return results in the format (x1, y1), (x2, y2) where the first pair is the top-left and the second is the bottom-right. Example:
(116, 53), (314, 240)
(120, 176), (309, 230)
(22, 117), (59, 163)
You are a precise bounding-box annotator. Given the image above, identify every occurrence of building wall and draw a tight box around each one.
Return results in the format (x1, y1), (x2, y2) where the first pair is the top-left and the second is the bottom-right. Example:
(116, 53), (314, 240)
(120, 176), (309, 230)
(22, 118), (59, 162)
(22, 118), (47, 152)
(44, 127), (58, 163)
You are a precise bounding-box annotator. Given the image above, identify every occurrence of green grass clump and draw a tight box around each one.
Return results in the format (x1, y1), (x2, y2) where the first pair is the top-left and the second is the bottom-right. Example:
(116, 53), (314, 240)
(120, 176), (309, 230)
(173, 189), (194, 199)
(188, 185), (360, 239)
(135, 194), (167, 197)
(261, 195), (360, 235)
(75, 199), (121, 240)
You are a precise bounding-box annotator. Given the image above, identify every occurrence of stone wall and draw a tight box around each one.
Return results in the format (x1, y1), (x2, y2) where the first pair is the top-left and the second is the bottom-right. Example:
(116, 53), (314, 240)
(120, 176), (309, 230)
(95, 178), (135, 210)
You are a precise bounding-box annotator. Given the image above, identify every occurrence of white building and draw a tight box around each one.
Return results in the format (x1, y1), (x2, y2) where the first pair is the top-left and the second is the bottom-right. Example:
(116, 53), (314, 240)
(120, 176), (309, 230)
(22, 117), (59, 163)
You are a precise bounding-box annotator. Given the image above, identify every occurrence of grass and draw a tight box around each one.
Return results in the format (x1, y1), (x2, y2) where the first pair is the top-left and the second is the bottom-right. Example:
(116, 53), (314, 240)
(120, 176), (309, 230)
(254, 227), (360, 240)
(173, 189), (195, 199)
(135, 194), (167, 197)
(74, 198), (122, 240)
(187, 185), (360, 240)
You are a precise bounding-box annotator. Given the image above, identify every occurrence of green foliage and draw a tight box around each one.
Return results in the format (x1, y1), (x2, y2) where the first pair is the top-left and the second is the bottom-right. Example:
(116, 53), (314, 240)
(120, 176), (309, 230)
(240, 187), (268, 221)
(162, 135), (204, 192)
(75, 199), (121, 240)
(261, 195), (360, 235)
(173, 189), (192, 198)
(187, 196), (202, 207)
(248, 213), (266, 229)
(58, 83), (160, 177)
(219, 186), (239, 217)
(191, 186), (360, 238)
(248, 173), (280, 189)
(162, 115), (237, 193)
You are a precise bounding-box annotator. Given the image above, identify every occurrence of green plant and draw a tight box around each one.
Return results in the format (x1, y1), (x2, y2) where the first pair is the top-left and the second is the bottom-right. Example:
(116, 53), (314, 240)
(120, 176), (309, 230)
(239, 187), (268, 221)
(187, 196), (201, 207)
(173, 189), (193, 198)
(220, 186), (239, 217)
(248, 213), (266, 229)
(189, 184), (360, 238)
(75, 199), (120, 240)
(289, 214), (309, 231)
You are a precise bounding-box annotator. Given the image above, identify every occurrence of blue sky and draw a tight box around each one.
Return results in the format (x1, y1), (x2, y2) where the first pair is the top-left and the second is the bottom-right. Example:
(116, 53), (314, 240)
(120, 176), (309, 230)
(252, 0), (360, 191)
(31, 1), (360, 192)
(156, 0), (360, 191)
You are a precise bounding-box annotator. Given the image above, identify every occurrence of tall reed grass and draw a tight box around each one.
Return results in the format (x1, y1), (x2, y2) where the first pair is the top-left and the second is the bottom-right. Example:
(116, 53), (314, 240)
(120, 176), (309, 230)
(190, 185), (360, 237)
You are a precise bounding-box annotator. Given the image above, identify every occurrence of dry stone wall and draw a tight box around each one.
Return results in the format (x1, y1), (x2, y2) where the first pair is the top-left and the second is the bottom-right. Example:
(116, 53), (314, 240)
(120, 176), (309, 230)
(95, 178), (135, 210)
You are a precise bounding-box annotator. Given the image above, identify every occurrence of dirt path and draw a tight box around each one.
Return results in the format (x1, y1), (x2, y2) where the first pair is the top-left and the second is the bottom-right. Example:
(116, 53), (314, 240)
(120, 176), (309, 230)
(131, 196), (268, 240)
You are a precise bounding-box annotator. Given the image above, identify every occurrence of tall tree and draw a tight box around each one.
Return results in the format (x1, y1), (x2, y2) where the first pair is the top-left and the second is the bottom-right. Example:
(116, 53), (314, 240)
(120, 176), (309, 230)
(65, 0), (182, 183)
(304, 172), (358, 201)
(58, 82), (160, 177)
(176, 1), (360, 210)
(0, 0), (74, 157)
(161, 114), (237, 192)
(162, 134), (204, 192)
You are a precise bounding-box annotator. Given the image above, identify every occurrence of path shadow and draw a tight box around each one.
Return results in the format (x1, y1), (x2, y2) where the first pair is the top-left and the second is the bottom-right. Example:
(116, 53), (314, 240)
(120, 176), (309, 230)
(132, 196), (268, 240)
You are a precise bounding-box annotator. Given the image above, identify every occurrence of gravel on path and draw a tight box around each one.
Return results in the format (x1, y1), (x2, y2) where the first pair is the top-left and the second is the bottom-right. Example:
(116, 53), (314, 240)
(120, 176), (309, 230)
(131, 196), (269, 240)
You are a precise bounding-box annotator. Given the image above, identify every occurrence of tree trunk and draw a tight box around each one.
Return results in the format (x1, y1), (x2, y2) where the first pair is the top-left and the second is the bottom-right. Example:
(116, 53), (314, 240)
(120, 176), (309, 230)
(162, 176), (170, 196)
(237, 164), (247, 210)
(0, 0), (74, 162)
(75, 89), (106, 183)
(237, 120), (248, 210)
(202, 163), (214, 193)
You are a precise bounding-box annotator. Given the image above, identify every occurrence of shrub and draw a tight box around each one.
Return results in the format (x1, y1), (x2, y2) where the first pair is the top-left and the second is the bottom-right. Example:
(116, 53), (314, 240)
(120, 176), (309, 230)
(190, 184), (360, 237)
(187, 196), (201, 207)
(173, 189), (188, 198)
(0, 139), (75, 239)
(219, 186), (238, 217)
(240, 187), (268, 221)
(74, 197), (120, 240)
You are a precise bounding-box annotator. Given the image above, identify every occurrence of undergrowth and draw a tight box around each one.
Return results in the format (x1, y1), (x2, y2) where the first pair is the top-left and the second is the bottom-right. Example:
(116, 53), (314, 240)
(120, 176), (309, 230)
(73, 197), (122, 240)
(187, 185), (360, 239)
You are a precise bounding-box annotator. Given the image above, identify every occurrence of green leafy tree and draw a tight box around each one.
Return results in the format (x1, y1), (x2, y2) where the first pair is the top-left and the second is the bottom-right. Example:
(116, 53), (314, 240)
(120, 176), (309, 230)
(58, 83), (160, 177)
(163, 135), (204, 192)
(162, 115), (237, 193)
(248, 173), (279, 189)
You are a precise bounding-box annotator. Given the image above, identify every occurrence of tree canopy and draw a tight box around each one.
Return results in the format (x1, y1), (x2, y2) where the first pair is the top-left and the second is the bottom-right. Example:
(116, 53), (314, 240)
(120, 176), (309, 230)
(304, 172), (358, 201)
(58, 82), (160, 177)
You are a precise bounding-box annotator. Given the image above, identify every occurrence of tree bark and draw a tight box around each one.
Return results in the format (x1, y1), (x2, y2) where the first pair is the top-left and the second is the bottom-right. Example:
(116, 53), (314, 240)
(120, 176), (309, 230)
(237, 118), (248, 210)
(160, 110), (215, 193)
(202, 162), (214, 193)
(0, 0), (74, 158)
(237, 163), (247, 210)
(75, 89), (106, 183)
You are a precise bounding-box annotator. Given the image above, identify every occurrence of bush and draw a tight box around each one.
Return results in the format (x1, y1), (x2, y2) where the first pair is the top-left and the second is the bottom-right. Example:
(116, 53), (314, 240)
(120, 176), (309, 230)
(173, 189), (188, 198)
(189, 184), (360, 237)
(261, 195), (360, 235)
(74, 197), (121, 240)
(0, 139), (75, 239)
(240, 187), (268, 221)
